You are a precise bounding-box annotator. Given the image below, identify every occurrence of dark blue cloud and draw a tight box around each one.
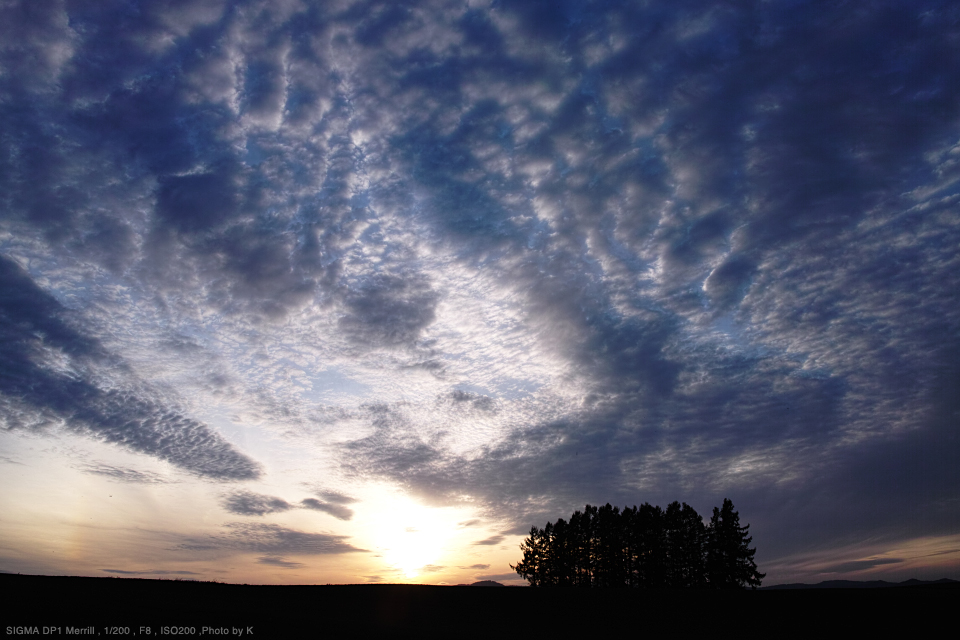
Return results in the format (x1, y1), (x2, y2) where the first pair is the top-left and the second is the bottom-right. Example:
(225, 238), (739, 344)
(156, 168), (239, 235)
(339, 273), (438, 347)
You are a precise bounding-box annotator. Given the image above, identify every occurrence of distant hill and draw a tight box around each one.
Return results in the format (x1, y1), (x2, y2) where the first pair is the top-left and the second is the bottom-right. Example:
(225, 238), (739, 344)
(455, 580), (505, 587)
(763, 578), (959, 589)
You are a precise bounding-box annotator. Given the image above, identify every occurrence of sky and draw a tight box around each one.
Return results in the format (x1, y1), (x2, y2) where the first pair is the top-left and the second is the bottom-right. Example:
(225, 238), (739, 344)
(0, 0), (958, 587)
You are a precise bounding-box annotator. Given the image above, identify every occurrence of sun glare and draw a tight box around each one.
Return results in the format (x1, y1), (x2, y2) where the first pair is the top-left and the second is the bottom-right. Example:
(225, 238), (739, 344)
(367, 494), (459, 581)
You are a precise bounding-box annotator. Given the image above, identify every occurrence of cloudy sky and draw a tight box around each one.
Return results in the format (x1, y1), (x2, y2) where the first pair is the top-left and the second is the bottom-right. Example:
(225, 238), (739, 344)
(1, 0), (958, 586)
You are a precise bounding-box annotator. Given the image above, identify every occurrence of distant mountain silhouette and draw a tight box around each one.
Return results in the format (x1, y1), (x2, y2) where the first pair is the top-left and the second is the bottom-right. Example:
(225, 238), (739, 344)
(763, 578), (959, 589)
(455, 580), (505, 586)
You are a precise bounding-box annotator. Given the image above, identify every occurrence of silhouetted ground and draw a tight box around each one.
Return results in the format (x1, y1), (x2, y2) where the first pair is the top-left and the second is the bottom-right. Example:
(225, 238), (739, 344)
(2, 574), (955, 637)
(763, 578), (960, 589)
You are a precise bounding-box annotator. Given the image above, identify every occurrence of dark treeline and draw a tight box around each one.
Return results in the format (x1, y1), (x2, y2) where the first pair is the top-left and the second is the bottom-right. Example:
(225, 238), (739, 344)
(511, 498), (764, 589)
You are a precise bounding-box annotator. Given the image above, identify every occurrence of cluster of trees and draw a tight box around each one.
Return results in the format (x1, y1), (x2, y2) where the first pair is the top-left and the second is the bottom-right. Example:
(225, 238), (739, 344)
(511, 498), (764, 589)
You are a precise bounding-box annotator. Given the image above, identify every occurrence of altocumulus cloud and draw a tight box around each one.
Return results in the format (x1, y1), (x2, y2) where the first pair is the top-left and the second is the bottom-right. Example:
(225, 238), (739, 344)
(0, 0), (958, 580)
(0, 256), (260, 480)
(222, 490), (356, 519)
(80, 463), (169, 485)
(222, 491), (293, 516)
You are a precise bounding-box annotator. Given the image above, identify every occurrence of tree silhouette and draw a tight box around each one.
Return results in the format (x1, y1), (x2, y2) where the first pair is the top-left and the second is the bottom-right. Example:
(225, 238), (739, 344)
(511, 525), (547, 586)
(665, 501), (707, 588)
(511, 498), (762, 588)
(705, 498), (765, 589)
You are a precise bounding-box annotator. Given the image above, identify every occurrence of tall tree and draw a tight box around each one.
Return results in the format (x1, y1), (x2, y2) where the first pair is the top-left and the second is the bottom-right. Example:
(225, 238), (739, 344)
(705, 498), (765, 589)
(634, 502), (666, 588)
(593, 504), (625, 587)
(510, 525), (547, 586)
(568, 508), (593, 587)
(665, 501), (706, 588)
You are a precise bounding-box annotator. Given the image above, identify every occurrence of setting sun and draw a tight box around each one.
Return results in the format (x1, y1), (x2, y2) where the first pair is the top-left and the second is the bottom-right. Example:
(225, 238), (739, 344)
(365, 495), (461, 580)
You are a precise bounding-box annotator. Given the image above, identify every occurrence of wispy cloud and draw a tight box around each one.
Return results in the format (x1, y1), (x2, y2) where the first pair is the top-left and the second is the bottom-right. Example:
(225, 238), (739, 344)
(300, 498), (354, 521)
(821, 558), (905, 574)
(222, 523), (364, 556)
(102, 569), (200, 576)
(315, 491), (358, 506)
(80, 463), (169, 484)
(180, 523), (366, 556)
(222, 491), (293, 516)
(256, 556), (304, 569)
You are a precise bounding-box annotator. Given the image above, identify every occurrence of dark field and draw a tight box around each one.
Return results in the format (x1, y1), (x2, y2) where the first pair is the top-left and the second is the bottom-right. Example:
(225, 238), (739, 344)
(3, 574), (955, 637)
